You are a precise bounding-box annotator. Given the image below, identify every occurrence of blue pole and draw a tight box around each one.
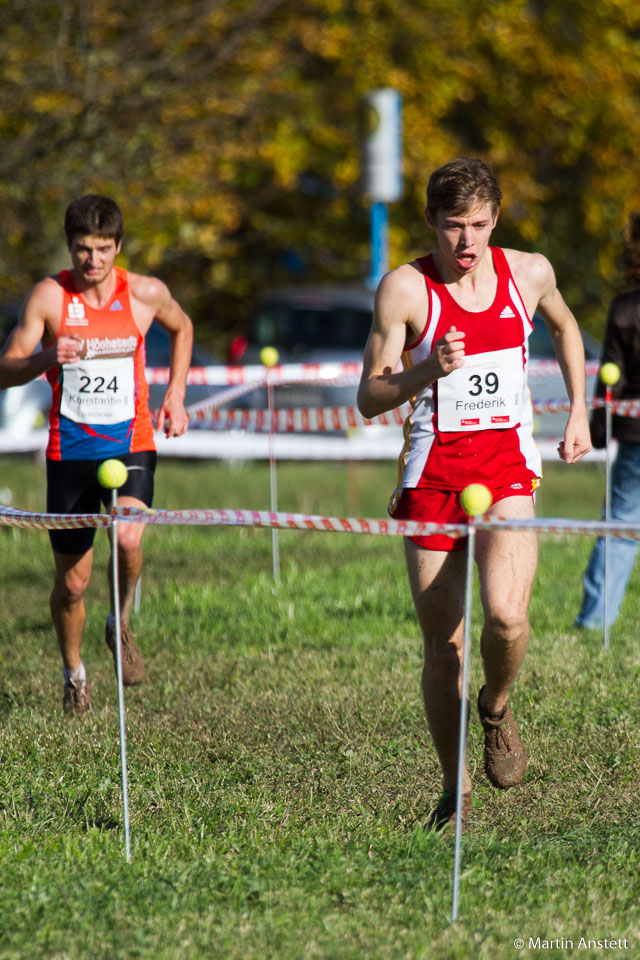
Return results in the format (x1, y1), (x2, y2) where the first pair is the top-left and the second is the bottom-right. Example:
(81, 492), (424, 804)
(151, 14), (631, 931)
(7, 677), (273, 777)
(368, 201), (388, 289)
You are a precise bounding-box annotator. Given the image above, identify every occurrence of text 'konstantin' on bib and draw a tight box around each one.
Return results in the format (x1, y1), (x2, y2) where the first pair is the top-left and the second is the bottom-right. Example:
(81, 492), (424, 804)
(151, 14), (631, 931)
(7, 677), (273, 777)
(436, 346), (525, 432)
(60, 357), (135, 425)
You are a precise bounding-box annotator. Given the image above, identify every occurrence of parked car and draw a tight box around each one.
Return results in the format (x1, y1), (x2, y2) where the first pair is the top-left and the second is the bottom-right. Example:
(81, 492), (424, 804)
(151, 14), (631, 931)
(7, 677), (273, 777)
(229, 285), (373, 416)
(235, 285), (374, 365)
(232, 283), (601, 436)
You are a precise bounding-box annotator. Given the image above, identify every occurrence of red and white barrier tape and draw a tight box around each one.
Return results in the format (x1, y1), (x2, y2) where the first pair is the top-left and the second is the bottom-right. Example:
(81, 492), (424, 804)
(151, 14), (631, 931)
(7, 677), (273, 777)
(529, 397), (640, 417)
(531, 398), (640, 416)
(186, 404), (410, 431)
(0, 504), (463, 538)
(118, 506), (467, 537)
(470, 517), (640, 538)
(146, 358), (601, 387)
(529, 359), (600, 378)
(2, 503), (640, 541)
(180, 397), (640, 432)
(590, 397), (640, 415)
(146, 363), (362, 387)
(0, 506), (111, 531)
(187, 379), (268, 416)
(112, 507), (640, 539)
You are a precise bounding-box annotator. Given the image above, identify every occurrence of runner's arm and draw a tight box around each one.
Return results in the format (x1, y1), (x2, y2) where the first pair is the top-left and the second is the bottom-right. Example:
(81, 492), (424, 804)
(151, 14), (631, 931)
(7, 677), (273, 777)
(141, 278), (193, 437)
(0, 282), (81, 388)
(357, 267), (465, 419)
(535, 257), (591, 463)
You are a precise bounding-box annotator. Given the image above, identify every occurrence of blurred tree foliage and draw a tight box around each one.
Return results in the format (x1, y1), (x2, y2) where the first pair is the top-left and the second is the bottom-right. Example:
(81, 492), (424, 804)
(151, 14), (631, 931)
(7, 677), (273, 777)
(2, 0), (640, 353)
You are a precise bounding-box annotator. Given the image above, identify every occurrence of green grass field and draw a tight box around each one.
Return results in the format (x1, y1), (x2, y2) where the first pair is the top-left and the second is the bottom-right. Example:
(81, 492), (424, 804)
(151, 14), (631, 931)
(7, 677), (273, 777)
(0, 455), (638, 959)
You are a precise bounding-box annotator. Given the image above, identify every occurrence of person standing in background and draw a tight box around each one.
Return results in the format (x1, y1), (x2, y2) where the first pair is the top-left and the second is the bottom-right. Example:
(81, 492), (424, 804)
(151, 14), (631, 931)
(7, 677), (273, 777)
(575, 214), (640, 629)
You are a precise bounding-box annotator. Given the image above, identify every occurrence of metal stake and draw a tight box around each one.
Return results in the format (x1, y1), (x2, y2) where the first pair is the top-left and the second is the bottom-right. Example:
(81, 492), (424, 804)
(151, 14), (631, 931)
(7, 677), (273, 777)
(111, 491), (132, 861)
(266, 370), (280, 581)
(451, 521), (475, 922)
(133, 575), (141, 616)
(604, 390), (612, 651)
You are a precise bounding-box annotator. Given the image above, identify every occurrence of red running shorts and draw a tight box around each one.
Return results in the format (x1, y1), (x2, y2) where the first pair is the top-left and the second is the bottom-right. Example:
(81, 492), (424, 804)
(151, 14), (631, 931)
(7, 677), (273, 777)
(391, 479), (537, 552)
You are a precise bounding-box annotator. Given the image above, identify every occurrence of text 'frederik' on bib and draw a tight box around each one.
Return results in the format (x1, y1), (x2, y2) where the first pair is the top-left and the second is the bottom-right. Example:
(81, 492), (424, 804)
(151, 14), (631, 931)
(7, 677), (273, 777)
(437, 346), (524, 432)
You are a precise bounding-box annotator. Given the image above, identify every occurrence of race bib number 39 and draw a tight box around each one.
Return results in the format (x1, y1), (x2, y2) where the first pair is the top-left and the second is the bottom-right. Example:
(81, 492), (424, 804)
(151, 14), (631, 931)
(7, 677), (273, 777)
(60, 357), (135, 425)
(437, 346), (524, 432)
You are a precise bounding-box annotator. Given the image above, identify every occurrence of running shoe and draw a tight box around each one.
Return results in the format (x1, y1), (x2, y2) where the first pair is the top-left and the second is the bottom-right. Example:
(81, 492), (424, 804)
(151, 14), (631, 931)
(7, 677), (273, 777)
(105, 620), (148, 686)
(477, 686), (528, 789)
(425, 789), (471, 833)
(63, 677), (91, 715)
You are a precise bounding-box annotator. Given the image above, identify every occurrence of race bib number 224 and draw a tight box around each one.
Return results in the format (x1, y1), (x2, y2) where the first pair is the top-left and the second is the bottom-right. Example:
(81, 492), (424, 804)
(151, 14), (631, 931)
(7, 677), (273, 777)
(60, 357), (135, 425)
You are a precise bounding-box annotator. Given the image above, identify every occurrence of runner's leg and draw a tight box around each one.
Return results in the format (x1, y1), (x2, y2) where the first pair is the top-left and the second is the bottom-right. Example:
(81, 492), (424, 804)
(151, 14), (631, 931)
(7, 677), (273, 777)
(475, 496), (537, 715)
(50, 549), (94, 672)
(404, 540), (469, 794)
(107, 496), (146, 627)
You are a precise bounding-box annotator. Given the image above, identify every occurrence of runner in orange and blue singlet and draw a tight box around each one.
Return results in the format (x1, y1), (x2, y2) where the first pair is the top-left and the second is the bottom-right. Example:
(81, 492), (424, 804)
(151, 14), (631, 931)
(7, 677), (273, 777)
(46, 265), (155, 460)
(0, 195), (193, 716)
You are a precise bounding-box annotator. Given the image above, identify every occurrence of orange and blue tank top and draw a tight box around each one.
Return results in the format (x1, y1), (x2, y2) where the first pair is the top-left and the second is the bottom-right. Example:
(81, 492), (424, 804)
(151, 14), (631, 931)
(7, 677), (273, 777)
(46, 266), (155, 460)
(389, 247), (541, 509)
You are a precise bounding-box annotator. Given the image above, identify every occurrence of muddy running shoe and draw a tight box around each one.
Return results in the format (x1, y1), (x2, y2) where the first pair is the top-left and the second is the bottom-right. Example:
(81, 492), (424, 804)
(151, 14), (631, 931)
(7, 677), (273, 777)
(105, 620), (148, 686)
(425, 789), (472, 834)
(63, 677), (91, 716)
(477, 686), (528, 789)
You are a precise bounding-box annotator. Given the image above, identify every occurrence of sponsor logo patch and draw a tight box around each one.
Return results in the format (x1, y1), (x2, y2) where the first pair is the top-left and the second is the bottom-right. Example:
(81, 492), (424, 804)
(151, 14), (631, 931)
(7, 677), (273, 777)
(66, 297), (88, 325)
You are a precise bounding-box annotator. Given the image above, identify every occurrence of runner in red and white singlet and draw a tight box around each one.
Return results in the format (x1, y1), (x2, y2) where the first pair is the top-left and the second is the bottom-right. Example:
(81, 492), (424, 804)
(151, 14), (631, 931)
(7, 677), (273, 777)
(357, 157), (591, 832)
(389, 246), (542, 551)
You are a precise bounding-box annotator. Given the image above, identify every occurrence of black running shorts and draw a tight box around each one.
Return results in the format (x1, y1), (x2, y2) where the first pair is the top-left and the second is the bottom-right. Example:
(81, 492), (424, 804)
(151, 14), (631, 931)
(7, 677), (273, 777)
(46, 451), (157, 555)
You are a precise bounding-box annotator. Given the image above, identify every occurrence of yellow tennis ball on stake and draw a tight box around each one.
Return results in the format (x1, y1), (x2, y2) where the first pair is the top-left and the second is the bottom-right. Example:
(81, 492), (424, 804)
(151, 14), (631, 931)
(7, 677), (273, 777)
(599, 362), (621, 386)
(460, 483), (492, 517)
(97, 459), (128, 490)
(260, 346), (279, 368)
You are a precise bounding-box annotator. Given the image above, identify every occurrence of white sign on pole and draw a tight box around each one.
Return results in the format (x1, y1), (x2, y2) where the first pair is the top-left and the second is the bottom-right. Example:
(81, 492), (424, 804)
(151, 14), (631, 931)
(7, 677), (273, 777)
(363, 88), (403, 203)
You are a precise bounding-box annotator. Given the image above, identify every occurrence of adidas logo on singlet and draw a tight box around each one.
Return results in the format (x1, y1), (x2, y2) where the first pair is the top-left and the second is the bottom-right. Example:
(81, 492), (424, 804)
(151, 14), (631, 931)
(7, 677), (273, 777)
(110, 299), (124, 311)
(500, 305), (516, 318)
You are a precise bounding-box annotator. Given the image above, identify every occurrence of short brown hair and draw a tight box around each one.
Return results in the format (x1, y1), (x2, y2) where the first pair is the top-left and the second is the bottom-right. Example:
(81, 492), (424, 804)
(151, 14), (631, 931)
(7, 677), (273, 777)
(426, 157), (502, 221)
(64, 195), (124, 247)
(623, 213), (640, 287)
